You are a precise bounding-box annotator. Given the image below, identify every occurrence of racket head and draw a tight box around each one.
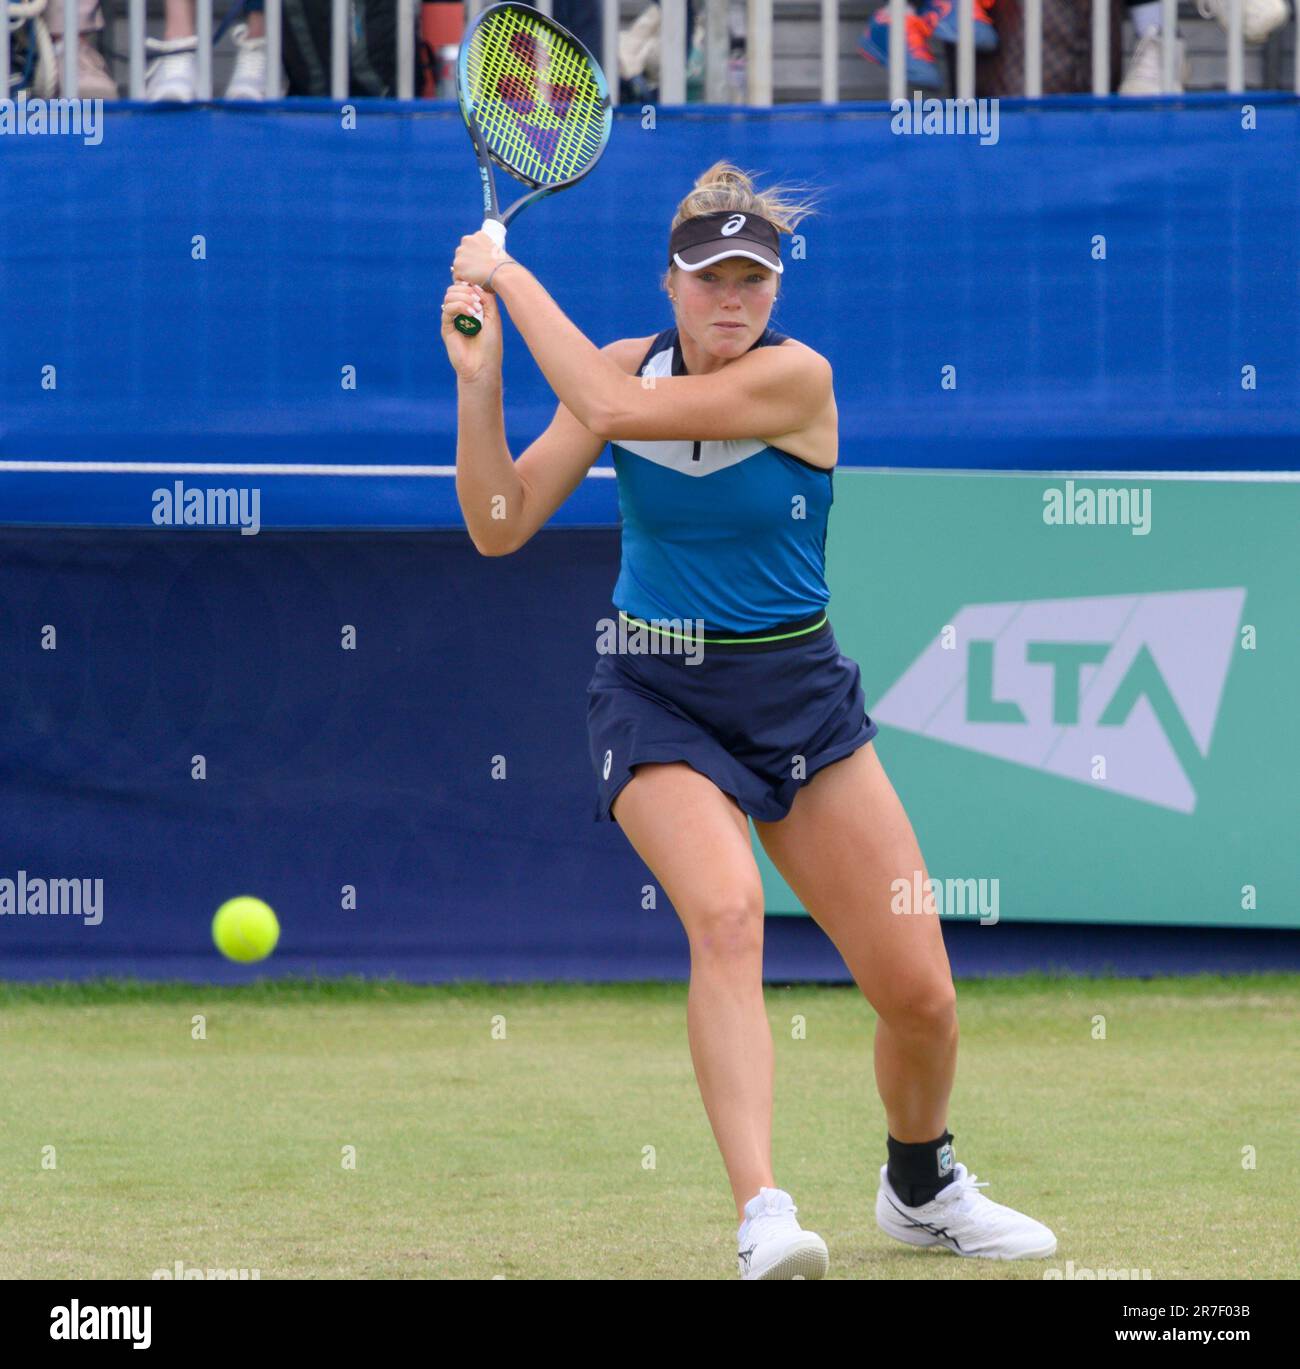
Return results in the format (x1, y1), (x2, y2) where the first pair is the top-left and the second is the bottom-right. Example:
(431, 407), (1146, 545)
(456, 2), (612, 198)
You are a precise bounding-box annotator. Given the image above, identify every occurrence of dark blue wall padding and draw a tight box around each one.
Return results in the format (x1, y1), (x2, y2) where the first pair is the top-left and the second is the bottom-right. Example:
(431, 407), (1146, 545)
(1, 96), (1298, 532)
(0, 526), (677, 979)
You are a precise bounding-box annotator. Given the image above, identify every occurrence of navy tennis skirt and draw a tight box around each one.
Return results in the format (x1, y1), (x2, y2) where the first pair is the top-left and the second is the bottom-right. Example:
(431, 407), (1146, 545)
(586, 608), (878, 825)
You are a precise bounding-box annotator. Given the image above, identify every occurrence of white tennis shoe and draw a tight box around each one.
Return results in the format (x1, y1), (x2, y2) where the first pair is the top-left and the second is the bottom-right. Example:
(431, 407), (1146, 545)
(145, 36), (198, 102)
(737, 1187), (829, 1280)
(225, 23), (284, 101)
(876, 1162), (1057, 1260)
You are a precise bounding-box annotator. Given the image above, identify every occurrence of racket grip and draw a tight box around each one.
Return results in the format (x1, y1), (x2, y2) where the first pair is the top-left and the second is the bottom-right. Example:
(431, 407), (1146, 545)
(453, 219), (507, 336)
(453, 308), (483, 336)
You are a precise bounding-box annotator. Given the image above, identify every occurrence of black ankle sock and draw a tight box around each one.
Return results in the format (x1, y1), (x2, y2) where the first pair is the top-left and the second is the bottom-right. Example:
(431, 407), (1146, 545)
(886, 1130), (956, 1207)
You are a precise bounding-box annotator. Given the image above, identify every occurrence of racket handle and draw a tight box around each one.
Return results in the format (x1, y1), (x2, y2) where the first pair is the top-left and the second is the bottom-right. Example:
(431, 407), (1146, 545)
(479, 218), (507, 248)
(453, 219), (509, 337)
(453, 293), (483, 336)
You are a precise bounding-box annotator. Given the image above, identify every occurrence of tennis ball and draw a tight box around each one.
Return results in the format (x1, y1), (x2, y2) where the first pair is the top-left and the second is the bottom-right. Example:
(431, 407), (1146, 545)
(212, 896), (280, 963)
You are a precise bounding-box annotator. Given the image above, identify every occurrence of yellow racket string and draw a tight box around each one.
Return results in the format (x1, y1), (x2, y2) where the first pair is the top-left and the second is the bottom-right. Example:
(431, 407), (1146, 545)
(465, 7), (606, 185)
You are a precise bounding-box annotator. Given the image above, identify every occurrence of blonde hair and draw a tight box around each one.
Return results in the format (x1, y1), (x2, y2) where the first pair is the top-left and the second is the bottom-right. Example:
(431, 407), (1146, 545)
(661, 161), (821, 297)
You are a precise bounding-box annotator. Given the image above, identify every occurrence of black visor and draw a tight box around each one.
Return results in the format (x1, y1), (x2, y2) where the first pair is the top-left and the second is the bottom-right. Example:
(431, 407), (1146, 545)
(669, 211), (783, 275)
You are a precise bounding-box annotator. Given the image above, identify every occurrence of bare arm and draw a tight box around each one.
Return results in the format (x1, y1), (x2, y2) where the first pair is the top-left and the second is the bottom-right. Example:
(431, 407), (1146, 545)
(487, 261), (830, 444)
(487, 261), (634, 434)
(454, 374), (521, 556)
(592, 344), (833, 443)
(456, 336), (651, 556)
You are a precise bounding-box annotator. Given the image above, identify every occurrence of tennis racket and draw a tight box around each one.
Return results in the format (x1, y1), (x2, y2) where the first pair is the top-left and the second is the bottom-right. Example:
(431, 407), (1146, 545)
(452, 1), (612, 336)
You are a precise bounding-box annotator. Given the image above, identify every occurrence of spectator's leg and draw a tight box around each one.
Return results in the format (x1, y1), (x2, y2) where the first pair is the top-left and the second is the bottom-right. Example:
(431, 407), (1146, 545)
(44, 0), (104, 39)
(164, 0), (197, 40)
(225, 0), (275, 99)
(147, 0), (199, 101)
(46, 1), (119, 98)
(1128, 0), (1163, 36)
(244, 0), (266, 41)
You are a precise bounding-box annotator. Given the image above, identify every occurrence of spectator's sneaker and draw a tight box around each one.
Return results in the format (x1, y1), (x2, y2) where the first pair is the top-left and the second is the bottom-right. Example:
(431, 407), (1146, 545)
(737, 1186), (829, 1280)
(224, 22), (282, 100)
(1196, 0), (1289, 43)
(1118, 31), (1187, 94)
(927, 0), (999, 51)
(145, 35), (198, 102)
(877, 1162), (1057, 1260)
(52, 36), (120, 99)
(858, 6), (945, 89)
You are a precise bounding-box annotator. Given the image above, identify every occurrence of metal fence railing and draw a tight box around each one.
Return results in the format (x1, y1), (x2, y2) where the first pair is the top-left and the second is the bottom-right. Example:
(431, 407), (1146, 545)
(3, 0), (1296, 103)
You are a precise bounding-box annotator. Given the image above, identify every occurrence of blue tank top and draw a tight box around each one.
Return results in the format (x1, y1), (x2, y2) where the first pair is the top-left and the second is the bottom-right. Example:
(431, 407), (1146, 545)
(609, 326), (834, 634)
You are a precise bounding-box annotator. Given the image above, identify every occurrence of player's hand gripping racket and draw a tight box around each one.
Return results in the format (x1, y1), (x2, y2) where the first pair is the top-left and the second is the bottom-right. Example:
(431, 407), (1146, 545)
(452, 1), (612, 336)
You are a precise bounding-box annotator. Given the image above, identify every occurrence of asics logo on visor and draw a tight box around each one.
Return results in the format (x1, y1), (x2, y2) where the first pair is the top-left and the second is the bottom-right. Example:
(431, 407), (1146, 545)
(720, 214), (746, 236)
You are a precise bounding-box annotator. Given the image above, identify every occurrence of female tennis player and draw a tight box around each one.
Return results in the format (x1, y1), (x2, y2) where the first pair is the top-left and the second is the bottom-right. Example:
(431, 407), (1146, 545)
(442, 162), (1056, 1280)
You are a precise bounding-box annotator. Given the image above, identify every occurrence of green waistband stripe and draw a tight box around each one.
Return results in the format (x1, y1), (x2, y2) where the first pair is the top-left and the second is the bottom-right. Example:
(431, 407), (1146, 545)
(617, 611), (828, 645)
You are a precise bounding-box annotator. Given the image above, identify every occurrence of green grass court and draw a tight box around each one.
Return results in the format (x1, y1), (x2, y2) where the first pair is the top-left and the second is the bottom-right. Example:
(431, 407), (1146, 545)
(2, 975), (1296, 1280)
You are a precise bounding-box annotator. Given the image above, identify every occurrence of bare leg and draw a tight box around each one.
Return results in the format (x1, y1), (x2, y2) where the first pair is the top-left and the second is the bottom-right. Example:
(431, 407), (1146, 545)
(163, 0), (196, 40)
(612, 762), (775, 1221)
(755, 743), (958, 1145)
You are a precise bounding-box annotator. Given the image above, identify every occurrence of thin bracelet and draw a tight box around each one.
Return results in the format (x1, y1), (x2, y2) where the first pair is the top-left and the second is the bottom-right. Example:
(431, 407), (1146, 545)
(483, 257), (519, 293)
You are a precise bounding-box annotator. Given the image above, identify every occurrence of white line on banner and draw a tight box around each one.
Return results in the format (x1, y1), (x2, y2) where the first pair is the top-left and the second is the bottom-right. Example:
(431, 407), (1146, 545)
(1, 464), (1296, 483)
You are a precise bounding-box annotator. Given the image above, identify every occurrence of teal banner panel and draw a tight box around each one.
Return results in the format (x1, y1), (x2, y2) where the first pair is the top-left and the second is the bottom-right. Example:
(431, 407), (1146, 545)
(758, 473), (1299, 929)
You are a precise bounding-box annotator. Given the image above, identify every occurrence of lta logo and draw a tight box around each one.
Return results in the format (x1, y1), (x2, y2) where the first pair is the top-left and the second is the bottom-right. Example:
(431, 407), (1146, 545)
(873, 589), (1245, 813)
